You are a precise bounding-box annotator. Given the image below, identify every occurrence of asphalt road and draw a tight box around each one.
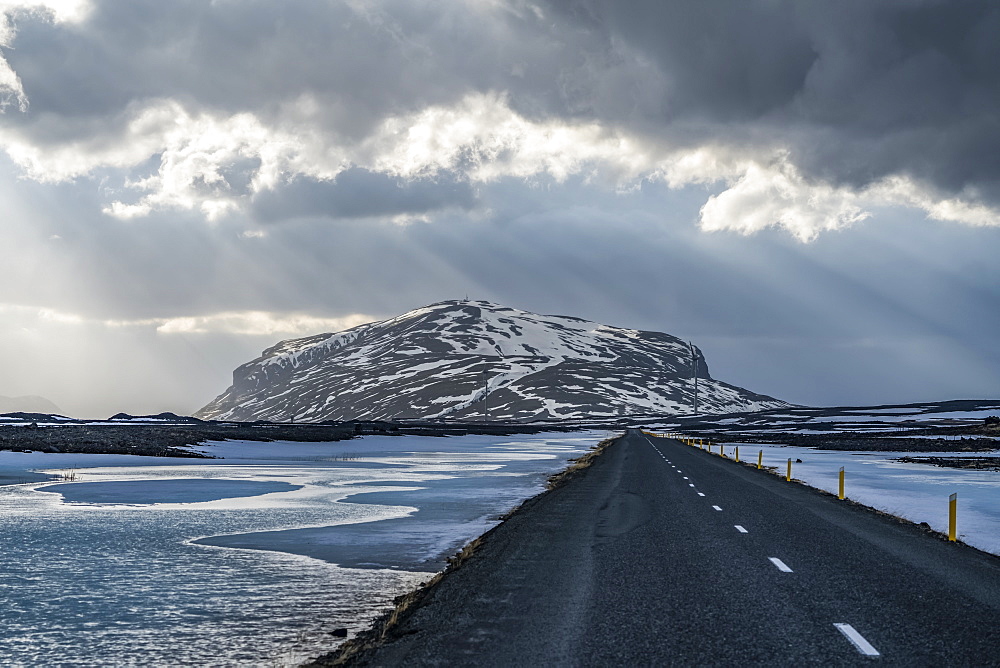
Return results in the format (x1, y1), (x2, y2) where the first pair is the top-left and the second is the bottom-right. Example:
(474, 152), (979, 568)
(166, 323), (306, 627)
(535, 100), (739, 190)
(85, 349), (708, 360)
(342, 429), (1000, 666)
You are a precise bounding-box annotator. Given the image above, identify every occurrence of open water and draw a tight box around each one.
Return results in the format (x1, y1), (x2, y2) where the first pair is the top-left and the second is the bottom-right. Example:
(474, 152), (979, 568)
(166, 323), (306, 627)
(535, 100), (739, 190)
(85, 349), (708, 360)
(0, 432), (604, 666)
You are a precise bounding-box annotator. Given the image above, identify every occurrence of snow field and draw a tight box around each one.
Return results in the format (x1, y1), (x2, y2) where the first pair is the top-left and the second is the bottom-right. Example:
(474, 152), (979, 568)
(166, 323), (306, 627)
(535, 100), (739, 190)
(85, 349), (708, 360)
(725, 443), (1000, 555)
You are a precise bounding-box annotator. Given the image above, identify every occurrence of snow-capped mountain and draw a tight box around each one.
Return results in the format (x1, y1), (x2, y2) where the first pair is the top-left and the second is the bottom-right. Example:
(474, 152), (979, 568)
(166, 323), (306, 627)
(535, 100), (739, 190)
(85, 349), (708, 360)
(196, 300), (789, 422)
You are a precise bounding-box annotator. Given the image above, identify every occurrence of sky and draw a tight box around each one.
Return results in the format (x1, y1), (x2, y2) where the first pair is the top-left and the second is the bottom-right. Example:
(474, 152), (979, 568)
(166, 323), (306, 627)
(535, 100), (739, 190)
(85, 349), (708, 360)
(0, 0), (998, 418)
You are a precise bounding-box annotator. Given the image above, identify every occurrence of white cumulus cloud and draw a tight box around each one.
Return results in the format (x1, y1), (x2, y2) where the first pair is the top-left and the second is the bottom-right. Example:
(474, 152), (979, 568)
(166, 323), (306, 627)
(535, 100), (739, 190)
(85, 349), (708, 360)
(155, 311), (375, 337)
(698, 157), (872, 242)
(0, 303), (375, 337)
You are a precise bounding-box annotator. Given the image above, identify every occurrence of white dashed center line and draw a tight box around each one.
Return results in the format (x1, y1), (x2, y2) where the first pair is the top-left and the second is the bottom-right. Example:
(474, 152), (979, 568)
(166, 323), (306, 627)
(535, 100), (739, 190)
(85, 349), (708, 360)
(834, 624), (880, 656)
(769, 557), (793, 572)
(697, 492), (705, 497)
(688, 483), (695, 487)
(683, 476), (689, 480)
(734, 525), (748, 533)
(711, 505), (722, 511)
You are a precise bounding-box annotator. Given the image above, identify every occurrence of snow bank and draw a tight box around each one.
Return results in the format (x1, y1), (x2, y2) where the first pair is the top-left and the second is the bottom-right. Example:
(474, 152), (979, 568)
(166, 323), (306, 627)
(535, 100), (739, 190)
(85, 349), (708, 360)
(728, 443), (1000, 555)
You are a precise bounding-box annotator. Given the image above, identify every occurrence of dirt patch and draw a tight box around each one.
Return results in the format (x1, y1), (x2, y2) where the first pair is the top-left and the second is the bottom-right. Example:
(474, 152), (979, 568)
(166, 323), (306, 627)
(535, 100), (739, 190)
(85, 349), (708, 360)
(545, 434), (618, 489)
(0, 423), (356, 458)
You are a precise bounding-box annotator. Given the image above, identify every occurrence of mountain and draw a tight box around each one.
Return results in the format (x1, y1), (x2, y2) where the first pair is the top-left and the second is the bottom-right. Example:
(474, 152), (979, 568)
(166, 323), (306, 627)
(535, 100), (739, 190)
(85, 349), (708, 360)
(196, 300), (789, 422)
(0, 394), (62, 415)
(108, 412), (207, 424)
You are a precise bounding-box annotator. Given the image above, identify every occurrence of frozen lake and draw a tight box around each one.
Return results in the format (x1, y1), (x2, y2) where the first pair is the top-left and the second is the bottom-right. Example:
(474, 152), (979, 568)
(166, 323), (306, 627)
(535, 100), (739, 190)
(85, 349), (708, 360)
(0, 431), (608, 666)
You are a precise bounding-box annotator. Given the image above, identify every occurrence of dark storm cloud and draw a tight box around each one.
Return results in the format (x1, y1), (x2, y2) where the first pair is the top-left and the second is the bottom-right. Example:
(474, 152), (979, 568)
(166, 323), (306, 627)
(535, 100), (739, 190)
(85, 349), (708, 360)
(3, 0), (572, 140)
(540, 0), (1000, 201)
(5, 0), (1000, 215)
(251, 169), (476, 222)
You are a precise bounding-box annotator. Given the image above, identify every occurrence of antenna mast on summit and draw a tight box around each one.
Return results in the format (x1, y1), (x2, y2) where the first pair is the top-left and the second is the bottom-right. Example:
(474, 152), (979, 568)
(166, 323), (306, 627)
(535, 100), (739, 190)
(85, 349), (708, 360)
(689, 341), (699, 416)
(483, 369), (490, 422)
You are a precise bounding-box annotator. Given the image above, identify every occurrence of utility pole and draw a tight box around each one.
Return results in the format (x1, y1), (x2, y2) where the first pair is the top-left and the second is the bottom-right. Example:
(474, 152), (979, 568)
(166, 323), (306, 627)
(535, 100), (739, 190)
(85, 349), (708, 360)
(483, 370), (490, 422)
(689, 341), (699, 416)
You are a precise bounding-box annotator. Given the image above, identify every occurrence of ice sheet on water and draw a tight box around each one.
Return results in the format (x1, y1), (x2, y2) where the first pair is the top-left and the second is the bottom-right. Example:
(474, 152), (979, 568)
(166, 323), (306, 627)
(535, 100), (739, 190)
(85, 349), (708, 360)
(0, 431), (607, 665)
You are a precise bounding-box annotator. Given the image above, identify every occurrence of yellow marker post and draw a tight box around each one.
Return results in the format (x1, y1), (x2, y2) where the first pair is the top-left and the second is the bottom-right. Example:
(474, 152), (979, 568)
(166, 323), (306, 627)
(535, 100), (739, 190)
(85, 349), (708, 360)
(719, 445), (724, 458)
(949, 493), (958, 542)
(757, 450), (763, 470)
(838, 467), (845, 500)
(735, 446), (740, 463)
(786, 458), (792, 481)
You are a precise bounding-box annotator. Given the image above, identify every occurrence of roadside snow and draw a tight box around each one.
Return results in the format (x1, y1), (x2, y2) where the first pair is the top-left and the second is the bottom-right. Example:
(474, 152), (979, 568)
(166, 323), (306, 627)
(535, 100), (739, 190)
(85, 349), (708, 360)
(727, 443), (1000, 555)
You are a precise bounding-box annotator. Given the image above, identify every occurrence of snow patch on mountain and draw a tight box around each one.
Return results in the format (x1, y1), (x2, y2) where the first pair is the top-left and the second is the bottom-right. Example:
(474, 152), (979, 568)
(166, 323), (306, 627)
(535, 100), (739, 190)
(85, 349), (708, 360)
(196, 300), (788, 422)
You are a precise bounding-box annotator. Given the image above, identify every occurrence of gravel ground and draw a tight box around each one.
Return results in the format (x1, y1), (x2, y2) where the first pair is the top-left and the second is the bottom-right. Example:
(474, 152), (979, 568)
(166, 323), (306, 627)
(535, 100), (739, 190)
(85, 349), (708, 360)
(0, 423), (355, 457)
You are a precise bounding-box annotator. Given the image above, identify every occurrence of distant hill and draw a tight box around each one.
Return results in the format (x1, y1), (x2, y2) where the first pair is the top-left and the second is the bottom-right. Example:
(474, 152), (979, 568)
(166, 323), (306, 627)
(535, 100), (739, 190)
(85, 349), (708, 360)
(108, 412), (206, 424)
(196, 300), (788, 422)
(0, 394), (62, 415)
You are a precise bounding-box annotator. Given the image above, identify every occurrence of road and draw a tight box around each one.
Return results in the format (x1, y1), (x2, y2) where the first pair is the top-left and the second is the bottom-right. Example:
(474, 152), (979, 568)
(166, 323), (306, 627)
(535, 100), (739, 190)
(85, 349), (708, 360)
(337, 429), (1000, 666)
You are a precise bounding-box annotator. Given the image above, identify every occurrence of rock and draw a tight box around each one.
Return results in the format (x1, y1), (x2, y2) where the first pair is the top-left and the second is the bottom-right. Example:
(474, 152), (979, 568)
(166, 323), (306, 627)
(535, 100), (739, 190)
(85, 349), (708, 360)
(329, 628), (349, 638)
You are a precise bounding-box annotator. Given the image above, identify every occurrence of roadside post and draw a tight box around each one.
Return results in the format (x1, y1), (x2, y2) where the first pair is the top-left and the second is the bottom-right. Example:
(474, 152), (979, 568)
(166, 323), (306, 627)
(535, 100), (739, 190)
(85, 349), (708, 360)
(786, 458), (792, 481)
(949, 493), (958, 542)
(757, 450), (763, 470)
(735, 446), (740, 462)
(838, 467), (845, 500)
